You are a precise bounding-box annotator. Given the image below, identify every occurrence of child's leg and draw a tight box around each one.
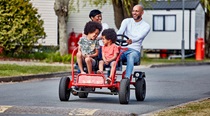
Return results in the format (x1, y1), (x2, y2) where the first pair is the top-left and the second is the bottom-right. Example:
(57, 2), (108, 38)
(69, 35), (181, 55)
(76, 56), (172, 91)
(106, 61), (115, 84)
(97, 60), (104, 74)
(85, 56), (93, 74)
(76, 52), (85, 73)
(109, 61), (116, 78)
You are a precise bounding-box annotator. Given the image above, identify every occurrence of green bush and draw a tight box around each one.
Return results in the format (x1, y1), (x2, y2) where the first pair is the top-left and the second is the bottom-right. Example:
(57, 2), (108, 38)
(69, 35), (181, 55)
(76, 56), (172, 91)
(36, 46), (59, 53)
(1, 45), (76, 63)
(44, 52), (74, 63)
(4, 51), (48, 60)
(0, 0), (46, 55)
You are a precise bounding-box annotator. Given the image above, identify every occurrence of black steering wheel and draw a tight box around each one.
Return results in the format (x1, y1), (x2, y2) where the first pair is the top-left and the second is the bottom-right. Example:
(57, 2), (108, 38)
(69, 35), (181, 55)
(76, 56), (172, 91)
(116, 34), (129, 46)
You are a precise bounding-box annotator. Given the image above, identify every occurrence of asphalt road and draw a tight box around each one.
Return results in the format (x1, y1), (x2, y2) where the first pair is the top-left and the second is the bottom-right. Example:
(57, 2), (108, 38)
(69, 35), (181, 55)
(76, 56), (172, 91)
(0, 65), (210, 116)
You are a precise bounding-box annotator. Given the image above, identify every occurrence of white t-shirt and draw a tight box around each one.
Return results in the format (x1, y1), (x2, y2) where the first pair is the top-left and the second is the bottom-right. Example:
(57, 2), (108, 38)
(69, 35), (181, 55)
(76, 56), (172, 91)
(117, 18), (151, 52)
(98, 23), (109, 46)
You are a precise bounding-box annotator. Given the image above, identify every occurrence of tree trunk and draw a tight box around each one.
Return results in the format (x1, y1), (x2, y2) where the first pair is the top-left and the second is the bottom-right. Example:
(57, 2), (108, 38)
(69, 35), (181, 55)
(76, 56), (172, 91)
(205, 12), (210, 58)
(112, 0), (139, 29)
(112, 1), (124, 29)
(54, 0), (69, 56)
(122, 0), (139, 18)
(58, 16), (68, 56)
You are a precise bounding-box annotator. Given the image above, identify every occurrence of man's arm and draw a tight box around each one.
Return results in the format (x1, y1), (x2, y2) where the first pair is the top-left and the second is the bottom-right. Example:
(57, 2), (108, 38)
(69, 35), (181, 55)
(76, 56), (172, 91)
(117, 19), (128, 35)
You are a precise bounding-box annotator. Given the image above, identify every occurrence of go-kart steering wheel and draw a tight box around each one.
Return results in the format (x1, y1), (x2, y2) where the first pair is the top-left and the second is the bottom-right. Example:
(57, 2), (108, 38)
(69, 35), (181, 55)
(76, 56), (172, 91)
(116, 34), (129, 46)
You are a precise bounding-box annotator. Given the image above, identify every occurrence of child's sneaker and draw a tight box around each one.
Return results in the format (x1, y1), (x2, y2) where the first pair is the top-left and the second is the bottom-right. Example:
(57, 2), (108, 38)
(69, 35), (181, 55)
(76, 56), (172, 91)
(97, 70), (103, 74)
(81, 72), (86, 74)
(106, 77), (111, 84)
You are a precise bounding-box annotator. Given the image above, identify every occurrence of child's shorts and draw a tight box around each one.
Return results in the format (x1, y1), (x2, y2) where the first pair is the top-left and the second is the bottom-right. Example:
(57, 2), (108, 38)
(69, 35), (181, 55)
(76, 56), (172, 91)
(104, 61), (115, 67)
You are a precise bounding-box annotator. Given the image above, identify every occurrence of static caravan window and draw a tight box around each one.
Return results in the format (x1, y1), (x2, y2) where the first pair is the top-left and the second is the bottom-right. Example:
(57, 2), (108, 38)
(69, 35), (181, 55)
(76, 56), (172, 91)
(153, 15), (176, 32)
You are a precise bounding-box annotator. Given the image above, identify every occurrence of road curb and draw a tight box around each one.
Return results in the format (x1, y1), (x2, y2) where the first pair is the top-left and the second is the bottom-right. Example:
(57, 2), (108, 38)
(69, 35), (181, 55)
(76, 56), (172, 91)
(0, 71), (70, 83)
(150, 62), (210, 68)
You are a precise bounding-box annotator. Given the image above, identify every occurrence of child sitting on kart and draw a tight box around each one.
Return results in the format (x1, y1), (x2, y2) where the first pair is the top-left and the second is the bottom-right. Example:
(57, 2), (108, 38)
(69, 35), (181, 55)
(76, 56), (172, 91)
(77, 21), (102, 74)
(97, 29), (119, 83)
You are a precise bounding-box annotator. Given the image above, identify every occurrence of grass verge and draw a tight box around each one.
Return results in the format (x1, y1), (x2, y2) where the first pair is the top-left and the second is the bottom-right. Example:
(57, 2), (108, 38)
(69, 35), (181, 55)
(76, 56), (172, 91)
(0, 64), (70, 78)
(152, 98), (210, 116)
(141, 58), (210, 65)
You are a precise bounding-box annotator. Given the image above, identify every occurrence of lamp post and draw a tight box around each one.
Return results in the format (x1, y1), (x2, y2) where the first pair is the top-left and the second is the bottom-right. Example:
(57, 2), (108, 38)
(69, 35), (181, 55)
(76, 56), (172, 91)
(181, 0), (185, 61)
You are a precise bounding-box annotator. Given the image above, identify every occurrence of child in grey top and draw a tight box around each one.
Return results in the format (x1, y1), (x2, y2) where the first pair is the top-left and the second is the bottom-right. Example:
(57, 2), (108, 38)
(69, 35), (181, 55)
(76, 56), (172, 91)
(78, 37), (99, 56)
(77, 21), (102, 74)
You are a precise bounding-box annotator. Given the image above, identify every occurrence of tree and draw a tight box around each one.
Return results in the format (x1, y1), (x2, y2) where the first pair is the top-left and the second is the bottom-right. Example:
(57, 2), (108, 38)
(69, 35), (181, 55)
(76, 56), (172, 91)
(0, 0), (46, 55)
(112, 0), (139, 29)
(200, 0), (210, 58)
(54, 0), (70, 56)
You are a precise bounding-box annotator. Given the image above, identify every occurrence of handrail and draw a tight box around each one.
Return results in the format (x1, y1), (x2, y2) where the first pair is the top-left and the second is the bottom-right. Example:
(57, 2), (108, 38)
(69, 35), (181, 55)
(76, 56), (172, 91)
(71, 47), (78, 82)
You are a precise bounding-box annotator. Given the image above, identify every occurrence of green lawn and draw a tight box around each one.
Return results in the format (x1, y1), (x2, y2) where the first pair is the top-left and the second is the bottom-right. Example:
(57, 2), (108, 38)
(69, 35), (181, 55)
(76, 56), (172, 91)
(151, 98), (210, 116)
(141, 58), (210, 65)
(0, 64), (70, 78)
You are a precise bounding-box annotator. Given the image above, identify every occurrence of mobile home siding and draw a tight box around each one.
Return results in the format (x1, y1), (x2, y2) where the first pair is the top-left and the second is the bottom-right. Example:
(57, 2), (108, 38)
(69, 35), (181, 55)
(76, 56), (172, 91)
(143, 10), (190, 50)
(31, 0), (58, 46)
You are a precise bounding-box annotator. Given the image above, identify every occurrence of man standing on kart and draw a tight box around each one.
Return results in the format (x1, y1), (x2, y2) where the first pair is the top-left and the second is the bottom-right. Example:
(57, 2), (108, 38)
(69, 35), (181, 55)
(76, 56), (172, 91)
(117, 4), (151, 79)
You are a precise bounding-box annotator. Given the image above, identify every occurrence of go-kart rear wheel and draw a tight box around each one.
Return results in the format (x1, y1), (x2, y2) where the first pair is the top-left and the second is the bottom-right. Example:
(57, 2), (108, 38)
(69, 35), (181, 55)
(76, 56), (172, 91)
(59, 77), (71, 101)
(119, 79), (130, 104)
(135, 78), (146, 101)
(78, 87), (89, 98)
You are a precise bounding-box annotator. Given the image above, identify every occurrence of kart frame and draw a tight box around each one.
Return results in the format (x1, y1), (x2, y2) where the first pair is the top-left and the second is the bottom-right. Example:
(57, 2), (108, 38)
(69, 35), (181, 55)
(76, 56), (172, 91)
(59, 34), (146, 104)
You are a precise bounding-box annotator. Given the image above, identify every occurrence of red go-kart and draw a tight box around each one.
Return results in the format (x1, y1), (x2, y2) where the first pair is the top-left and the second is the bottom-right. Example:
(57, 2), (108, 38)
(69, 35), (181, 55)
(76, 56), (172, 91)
(58, 34), (146, 104)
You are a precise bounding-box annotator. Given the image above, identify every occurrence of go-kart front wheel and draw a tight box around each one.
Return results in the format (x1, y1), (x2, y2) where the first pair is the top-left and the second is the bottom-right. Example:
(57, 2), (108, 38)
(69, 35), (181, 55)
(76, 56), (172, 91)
(135, 78), (146, 101)
(59, 77), (71, 101)
(119, 78), (130, 104)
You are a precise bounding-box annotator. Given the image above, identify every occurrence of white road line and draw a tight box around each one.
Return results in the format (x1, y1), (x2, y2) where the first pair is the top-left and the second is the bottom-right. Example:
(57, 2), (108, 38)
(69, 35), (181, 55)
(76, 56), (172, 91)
(68, 108), (99, 115)
(0, 106), (12, 113)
